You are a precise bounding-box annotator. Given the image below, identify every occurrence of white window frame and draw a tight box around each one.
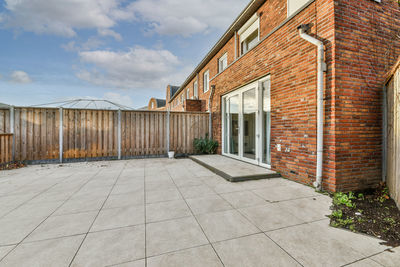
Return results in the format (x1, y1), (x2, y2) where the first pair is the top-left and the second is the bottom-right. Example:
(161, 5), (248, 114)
(181, 94), (184, 105)
(203, 70), (210, 93)
(187, 88), (190, 99)
(151, 102), (154, 109)
(238, 13), (259, 56)
(193, 81), (198, 99)
(218, 52), (228, 73)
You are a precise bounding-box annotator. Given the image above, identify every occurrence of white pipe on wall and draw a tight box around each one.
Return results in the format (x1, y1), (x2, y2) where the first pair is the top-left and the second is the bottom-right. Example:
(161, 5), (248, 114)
(298, 24), (326, 191)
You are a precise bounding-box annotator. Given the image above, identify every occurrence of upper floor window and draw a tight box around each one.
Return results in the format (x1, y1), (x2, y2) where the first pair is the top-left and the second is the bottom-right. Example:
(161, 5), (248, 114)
(151, 102), (154, 109)
(238, 13), (259, 55)
(193, 81), (198, 99)
(187, 88), (190, 99)
(218, 53), (228, 73)
(287, 0), (309, 17)
(203, 71), (210, 93)
(181, 94), (184, 104)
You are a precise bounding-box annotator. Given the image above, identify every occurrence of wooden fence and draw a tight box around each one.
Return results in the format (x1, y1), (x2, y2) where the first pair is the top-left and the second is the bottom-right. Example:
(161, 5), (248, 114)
(386, 58), (400, 207)
(0, 134), (13, 165)
(0, 108), (209, 163)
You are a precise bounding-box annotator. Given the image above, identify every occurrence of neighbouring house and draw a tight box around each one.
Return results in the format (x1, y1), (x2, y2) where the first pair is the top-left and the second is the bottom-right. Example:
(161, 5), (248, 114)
(163, 0), (400, 192)
(148, 98), (167, 111)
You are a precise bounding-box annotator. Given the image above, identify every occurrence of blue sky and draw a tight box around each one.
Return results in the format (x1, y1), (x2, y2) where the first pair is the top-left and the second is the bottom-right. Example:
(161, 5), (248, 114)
(0, 0), (247, 108)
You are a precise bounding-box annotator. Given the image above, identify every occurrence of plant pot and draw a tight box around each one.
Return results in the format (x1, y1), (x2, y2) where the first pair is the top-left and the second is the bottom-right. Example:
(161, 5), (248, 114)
(168, 151), (175, 159)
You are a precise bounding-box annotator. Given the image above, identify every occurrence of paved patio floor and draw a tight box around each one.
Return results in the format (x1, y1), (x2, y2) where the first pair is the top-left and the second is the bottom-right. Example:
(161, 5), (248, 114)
(0, 158), (398, 267)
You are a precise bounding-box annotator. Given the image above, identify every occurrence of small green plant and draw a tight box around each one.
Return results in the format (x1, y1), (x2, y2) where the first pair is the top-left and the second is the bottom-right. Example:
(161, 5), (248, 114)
(331, 209), (343, 219)
(384, 217), (396, 225)
(357, 193), (365, 200)
(193, 134), (219, 154)
(333, 192), (356, 208)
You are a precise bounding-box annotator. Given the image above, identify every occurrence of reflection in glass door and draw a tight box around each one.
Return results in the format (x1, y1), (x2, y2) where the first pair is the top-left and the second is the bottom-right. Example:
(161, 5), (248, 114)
(243, 88), (257, 160)
(261, 79), (271, 165)
(224, 95), (239, 155)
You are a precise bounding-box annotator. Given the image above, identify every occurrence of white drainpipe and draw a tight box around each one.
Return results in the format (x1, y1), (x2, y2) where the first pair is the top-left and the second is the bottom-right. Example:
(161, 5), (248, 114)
(298, 24), (326, 191)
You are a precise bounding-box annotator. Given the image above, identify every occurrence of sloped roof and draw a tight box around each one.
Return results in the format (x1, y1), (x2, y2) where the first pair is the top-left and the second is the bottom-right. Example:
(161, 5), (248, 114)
(169, 0), (265, 102)
(170, 86), (180, 98)
(155, 99), (166, 107)
(0, 102), (10, 108)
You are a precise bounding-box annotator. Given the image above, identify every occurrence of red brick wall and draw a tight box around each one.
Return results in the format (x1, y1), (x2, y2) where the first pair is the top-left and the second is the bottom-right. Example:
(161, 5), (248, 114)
(333, 0), (400, 191)
(184, 99), (204, 112)
(210, 0), (335, 188)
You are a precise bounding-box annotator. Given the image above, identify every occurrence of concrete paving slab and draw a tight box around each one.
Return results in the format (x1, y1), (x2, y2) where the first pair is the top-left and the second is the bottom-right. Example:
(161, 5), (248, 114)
(239, 203), (305, 232)
(104, 192), (145, 209)
(25, 211), (98, 242)
(145, 188), (182, 204)
(273, 195), (331, 222)
(267, 220), (387, 267)
(1, 235), (84, 267)
(146, 200), (191, 223)
(0, 245), (15, 260)
(213, 233), (300, 267)
(71, 225), (145, 267)
(147, 245), (223, 267)
(0, 216), (45, 245)
(186, 195), (233, 215)
(196, 210), (260, 243)
(252, 183), (319, 202)
(221, 191), (267, 209)
(111, 259), (146, 267)
(146, 216), (208, 257)
(190, 155), (280, 182)
(179, 184), (216, 199)
(91, 205), (144, 232)
(369, 246), (400, 267)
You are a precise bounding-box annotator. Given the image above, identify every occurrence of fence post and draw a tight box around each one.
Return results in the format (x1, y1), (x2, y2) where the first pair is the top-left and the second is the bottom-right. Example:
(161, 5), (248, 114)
(9, 106), (15, 161)
(166, 110), (170, 153)
(59, 108), (63, 163)
(118, 109), (122, 160)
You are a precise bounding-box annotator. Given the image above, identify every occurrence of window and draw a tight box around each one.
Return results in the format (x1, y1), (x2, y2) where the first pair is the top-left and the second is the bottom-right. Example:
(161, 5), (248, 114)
(193, 81), (198, 99)
(287, 0), (309, 17)
(181, 94), (184, 104)
(151, 102), (154, 109)
(238, 13), (259, 55)
(203, 71), (210, 93)
(187, 88), (190, 99)
(218, 53), (228, 73)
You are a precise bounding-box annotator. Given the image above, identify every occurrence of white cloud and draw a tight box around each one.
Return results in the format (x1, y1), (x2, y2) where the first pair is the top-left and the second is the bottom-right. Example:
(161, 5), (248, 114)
(77, 46), (185, 89)
(98, 29), (122, 41)
(62, 37), (104, 52)
(130, 0), (247, 37)
(1, 0), (133, 37)
(10, 70), (32, 84)
(103, 92), (134, 108)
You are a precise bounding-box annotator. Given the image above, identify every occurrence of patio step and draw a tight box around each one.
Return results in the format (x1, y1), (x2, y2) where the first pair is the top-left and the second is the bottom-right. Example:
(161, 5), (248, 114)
(189, 155), (280, 182)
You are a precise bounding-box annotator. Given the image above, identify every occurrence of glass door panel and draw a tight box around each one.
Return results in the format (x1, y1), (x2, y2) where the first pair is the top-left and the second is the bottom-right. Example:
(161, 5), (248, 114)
(262, 79), (271, 165)
(242, 88), (257, 160)
(229, 95), (239, 155)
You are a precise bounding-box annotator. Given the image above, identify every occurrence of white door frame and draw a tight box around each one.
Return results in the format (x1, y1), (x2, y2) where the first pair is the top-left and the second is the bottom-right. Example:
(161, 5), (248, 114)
(222, 76), (271, 168)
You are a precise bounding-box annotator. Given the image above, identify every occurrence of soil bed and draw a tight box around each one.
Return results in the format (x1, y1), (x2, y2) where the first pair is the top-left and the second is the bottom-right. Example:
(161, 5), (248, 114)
(0, 162), (26, 171)
(329, 185), (400, 247)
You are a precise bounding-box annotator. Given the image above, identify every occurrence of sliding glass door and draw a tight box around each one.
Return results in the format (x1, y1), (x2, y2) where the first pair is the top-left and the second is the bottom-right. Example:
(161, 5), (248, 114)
(222, 76), (271, 167)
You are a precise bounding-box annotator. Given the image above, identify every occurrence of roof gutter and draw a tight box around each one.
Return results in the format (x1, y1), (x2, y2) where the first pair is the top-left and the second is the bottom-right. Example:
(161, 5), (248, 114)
(298, 24), (326, 191)
(169, 0), (264, 101)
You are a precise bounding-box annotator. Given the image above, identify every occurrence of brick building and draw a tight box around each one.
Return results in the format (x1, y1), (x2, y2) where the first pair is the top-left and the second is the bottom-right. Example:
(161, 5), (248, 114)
(148, 98), (166, 111)
(164, 0), (400, 192)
